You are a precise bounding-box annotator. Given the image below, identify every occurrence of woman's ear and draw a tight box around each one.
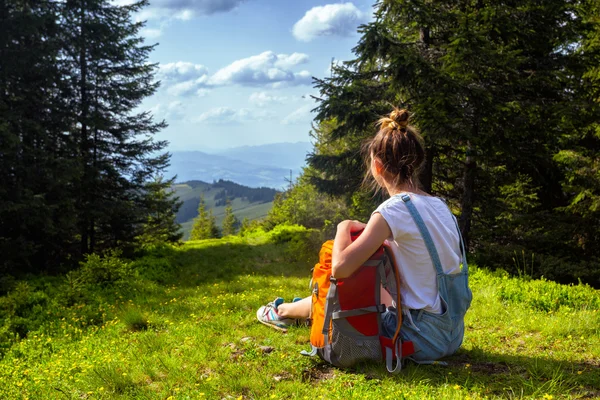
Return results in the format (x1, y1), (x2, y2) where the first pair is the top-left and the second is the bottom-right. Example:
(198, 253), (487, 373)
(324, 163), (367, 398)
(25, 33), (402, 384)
(373, 158), (384, 175)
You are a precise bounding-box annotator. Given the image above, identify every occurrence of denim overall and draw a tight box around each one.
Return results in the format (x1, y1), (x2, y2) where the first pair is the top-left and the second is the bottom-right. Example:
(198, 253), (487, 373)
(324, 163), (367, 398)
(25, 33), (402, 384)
(381, 194), (472, 363)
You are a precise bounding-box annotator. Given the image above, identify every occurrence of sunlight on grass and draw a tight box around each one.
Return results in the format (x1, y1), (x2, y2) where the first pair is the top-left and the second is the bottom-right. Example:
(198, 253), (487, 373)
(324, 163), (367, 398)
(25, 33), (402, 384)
(1, 227), (599, 399)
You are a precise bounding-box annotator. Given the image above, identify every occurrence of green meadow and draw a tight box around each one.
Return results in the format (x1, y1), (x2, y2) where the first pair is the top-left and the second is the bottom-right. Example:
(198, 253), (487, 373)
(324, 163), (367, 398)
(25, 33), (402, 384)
(1, 226), (599, 399)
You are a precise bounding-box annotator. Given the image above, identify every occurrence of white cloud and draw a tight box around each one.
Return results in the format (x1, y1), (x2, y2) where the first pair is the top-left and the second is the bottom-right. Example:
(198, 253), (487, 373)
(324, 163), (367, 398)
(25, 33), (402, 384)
(282, 104), (314, 125)
(249, 91), (288, 106)
(158, 62), (210, 96)
(134, 2), (230, 39)
(159, 62), (209, 82)
(209, 51), (311, 87)
(151, 101), (186, 121)
(195, 107), (276, 124)
(150, 0), (245, 15)
(157, 53), (312, 97)
(293, 3), (365, 42)
(166, 76), (210, 96)
(274, 52), (309, 69)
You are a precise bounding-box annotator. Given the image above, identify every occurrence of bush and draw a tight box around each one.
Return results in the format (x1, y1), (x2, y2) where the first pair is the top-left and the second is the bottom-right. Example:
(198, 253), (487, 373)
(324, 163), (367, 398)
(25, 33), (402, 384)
(77, 251), (134, 287)
(262, 224), (325, 266)
(264, 176), (348, 231)
(498, 275), (600, 312)
(472, 243), (600, 289)
(0, 282), (53, 352)
(60, 251), (135, 308)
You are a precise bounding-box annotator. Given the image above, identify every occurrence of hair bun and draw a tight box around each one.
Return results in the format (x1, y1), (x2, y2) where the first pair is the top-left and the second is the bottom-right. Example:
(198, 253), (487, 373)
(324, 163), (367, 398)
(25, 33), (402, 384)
(389, 108), (409, 128)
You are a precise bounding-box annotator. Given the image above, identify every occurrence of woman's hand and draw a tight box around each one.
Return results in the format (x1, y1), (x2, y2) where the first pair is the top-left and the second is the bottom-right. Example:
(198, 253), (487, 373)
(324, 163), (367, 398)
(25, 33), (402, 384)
(332, 214), (392, 279)
(337, 220), (367, 234)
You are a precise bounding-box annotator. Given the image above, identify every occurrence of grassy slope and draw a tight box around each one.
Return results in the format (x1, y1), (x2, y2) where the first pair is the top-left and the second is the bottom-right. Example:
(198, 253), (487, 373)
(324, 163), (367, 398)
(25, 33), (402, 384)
(172, 183), (274, 240)
(1, 228), (599, 399)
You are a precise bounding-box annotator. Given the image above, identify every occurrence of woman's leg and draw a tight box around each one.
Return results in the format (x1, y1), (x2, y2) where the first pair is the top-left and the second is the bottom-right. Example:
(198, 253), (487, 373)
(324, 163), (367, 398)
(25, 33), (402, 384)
(277, 296), (311, 319)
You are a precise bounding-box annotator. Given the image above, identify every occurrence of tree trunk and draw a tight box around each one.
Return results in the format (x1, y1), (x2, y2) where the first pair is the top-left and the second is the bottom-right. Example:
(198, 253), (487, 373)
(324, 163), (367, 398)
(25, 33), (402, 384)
(419, 145), (435, 194)
(459, 145), (476, 249)
(79, 2), (89, 255)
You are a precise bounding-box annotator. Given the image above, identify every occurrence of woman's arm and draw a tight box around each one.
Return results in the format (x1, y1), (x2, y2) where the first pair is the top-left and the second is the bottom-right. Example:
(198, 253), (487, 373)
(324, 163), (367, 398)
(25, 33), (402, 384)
(331, 212), (392, 279)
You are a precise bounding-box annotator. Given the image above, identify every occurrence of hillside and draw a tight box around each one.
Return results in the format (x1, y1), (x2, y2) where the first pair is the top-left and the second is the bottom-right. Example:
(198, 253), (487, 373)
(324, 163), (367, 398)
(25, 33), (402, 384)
(172, 180), (278, 240)
(0, 227), (598, 399)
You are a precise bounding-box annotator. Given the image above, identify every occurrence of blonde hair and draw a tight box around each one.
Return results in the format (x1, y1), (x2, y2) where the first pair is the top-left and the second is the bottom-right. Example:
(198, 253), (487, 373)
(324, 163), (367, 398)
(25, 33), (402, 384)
(362, 108), (425, 192)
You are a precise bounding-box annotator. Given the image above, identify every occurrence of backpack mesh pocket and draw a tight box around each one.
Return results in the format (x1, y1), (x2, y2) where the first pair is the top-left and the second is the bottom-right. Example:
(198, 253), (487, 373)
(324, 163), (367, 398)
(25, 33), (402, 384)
(328, 323), (382, 367)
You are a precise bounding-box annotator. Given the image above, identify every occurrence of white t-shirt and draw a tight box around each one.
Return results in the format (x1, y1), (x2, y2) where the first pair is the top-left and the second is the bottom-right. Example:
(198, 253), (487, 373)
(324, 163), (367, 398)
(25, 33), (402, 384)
(373, 193), (461, 314)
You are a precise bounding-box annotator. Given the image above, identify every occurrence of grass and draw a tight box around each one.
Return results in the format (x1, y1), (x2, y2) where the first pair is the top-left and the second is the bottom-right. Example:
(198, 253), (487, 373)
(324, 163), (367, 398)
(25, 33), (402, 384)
(0, 226), (599, 399)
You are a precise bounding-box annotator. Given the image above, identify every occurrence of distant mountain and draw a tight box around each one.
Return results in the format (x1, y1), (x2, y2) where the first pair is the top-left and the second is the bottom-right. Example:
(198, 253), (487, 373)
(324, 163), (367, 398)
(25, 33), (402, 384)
(167, 142), (312, 189)
(213, 142), (313, 170)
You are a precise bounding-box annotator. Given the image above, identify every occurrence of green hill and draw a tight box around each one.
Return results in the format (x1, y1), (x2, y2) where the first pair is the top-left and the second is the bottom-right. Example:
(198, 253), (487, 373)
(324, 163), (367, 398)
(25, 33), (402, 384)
(172, 180), (279, 240)
(0, 226), (599, 399)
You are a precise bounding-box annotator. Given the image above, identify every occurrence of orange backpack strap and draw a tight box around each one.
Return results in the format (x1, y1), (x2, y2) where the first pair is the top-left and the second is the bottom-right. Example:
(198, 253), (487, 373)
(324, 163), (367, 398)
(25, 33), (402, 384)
(307, 240), (334, 349)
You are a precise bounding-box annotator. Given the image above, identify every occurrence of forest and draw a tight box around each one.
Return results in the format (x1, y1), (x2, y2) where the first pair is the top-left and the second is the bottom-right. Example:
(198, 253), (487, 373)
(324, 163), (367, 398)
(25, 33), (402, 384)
(1, 0), (599, 282)
(0, 0), (181, 277)
(2, 0), (599, 286)
(269, 0), (600, 287)
(1, 0), (599, 398)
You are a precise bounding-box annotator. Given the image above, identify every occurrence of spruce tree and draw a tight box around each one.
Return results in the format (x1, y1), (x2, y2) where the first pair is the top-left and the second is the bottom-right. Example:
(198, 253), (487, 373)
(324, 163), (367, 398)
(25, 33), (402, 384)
(58, 0), (169, 255)
(221, 198), (239, 236)
(190, 196), (220, 240)
(309, 0), (600, 284)
(136, 176), (183, 245)
(190, 196), (209, 240)
(0, 0), (78, 274)
(208, 210), (221, 239)
(239, 217), (251, 236)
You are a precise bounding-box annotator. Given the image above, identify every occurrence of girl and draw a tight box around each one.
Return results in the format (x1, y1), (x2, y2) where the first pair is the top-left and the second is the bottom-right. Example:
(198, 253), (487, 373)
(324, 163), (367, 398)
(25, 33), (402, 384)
(257, 108), (472, 362)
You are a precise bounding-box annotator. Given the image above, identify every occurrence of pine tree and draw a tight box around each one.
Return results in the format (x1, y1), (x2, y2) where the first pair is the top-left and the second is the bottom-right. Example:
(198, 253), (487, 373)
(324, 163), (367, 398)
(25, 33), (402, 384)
(190, 196), (209, 240)
(59, 0), (168, 255)
(0, 0), (176, 273)
(136, 176), (182, 246)
(208, 210), (221, 239)
(308, 0), (600, 284)
(239, 217), (251, 236)
(221, 198), (239, 236)
(190, 196), (220, 240)
(0, 0), (78, 274)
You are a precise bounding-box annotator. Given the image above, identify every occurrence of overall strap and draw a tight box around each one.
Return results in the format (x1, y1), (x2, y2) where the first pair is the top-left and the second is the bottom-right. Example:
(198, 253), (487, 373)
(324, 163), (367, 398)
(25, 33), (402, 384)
(450, 214), (469, 273)
(400, 194), (444, 275)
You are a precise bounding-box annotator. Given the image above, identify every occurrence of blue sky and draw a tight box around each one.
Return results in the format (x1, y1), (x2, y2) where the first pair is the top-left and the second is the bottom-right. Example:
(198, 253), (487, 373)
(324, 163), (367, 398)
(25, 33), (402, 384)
(132, 0), (375, 151)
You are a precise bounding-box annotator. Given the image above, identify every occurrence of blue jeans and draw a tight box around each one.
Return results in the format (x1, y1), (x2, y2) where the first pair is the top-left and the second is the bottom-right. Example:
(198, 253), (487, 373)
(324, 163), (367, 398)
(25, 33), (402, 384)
(381, 305), (465, 362)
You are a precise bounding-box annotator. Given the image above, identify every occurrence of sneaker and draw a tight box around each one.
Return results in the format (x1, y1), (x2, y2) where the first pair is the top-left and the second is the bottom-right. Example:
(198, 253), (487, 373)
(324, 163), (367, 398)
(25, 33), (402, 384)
(256, 297), (295, 332)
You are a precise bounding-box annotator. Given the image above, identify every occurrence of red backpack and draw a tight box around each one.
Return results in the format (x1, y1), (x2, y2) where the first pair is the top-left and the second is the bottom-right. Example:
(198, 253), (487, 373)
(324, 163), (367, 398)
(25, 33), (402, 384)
(302, 231), (415, 372)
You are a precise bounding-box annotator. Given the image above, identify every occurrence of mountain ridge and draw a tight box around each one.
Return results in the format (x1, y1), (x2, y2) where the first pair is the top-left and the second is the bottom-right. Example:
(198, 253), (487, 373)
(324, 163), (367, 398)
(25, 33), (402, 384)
(166, 142), (311, 189)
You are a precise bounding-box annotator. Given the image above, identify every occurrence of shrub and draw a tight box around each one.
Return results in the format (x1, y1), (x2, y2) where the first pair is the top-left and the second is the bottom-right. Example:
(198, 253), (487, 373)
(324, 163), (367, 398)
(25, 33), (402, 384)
(498, 275), (600, 312)
(77, 251), (134, 288)
(0, 282), (53, 351)
(265, 176), (348, 231)
(59, 251), (135, 309)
